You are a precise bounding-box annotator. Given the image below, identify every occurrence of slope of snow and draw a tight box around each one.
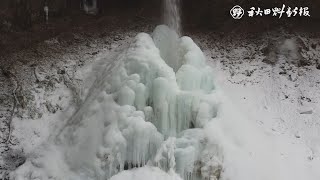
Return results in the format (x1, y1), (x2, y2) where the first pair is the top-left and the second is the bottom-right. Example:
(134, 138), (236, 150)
(211, 62), (320, 180)
(203, 34), (320, 180)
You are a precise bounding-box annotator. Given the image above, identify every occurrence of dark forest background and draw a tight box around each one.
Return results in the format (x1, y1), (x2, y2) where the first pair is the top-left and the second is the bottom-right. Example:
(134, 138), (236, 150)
(0, 0), (319, 31)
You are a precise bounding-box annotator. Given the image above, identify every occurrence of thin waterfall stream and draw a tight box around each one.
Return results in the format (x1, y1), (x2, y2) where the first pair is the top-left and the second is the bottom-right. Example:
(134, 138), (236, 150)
(164, 0), (181, 35)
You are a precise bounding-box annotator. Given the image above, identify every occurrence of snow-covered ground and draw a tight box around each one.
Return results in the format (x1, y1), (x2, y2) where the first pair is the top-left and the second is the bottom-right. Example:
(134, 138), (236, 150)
(203, 33), (320, 180)
(1, 25), (320, 180)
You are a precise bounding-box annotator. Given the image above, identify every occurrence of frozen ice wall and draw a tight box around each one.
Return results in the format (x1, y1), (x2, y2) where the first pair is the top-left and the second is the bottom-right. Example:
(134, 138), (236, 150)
(10, 25), (222, 180)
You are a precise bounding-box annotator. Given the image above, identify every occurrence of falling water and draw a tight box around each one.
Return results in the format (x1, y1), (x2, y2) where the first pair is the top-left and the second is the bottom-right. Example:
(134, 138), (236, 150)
(163, 0), (181, 35)
(159, 0), (182, 72)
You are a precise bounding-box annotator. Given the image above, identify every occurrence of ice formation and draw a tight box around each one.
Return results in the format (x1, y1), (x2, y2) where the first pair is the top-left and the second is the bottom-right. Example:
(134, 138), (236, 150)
(10, 25), (223, 180)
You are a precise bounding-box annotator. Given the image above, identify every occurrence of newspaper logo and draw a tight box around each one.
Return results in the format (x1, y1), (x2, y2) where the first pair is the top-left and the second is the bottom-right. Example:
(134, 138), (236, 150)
(230, 5), (245, 19)
(230, 4), (310, 19)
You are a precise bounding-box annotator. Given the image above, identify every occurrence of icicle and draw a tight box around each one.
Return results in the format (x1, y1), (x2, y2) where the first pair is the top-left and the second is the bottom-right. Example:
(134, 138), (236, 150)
(44, 4), (49, 24)
(154, 137), (176, 171)
(134, 83), (147, 110)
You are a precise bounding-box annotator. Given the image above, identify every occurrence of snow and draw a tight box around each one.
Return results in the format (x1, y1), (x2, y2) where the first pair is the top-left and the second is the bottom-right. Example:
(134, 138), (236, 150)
(202, 33), (320, 180)
(8, 25), (320, 180)
(110, 166), (182, 180)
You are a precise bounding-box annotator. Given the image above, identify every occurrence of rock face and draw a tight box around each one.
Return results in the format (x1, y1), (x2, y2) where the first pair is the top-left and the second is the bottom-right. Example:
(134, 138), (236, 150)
(262, 40), (280, 65)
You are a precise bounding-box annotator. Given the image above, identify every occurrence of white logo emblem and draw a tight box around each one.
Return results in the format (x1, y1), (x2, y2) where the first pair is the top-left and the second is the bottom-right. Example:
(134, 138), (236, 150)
(230, 5), (244, 19)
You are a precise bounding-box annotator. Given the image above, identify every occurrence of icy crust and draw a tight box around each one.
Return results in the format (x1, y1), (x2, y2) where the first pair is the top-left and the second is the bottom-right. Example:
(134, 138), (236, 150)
(10, 25), (222, 180)
(110, 166), (183, 180)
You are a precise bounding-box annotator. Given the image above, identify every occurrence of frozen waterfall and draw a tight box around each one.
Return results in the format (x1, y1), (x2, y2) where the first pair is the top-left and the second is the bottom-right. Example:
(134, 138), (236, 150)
(10, 25), (223, 180)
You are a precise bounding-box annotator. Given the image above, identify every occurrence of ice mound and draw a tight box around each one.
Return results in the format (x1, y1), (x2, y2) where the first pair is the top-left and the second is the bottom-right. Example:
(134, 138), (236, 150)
(10, 25), (223, 180)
